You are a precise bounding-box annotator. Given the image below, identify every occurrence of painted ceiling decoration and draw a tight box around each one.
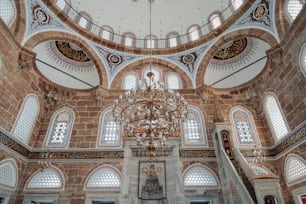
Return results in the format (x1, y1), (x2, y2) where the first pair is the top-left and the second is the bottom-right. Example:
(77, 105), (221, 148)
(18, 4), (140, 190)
(239, 0), (271, 26)
(213, 38), (249, 61)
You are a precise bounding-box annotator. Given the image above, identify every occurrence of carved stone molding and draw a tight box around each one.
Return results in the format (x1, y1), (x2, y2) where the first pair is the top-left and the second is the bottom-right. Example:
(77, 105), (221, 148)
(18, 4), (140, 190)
(18, 47), (35, 69)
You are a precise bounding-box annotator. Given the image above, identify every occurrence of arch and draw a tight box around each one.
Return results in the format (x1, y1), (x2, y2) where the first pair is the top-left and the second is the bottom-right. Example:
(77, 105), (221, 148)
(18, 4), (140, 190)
(100, 25), (114, 41)
(165, 72), (182, 90)
(0, 0), (16, 26)
(145, 34), (158, 49)
(0, 159), (18, 190)
(230, 106), (260, 148)
(209, 12), (223, 30)
(122, 72), (138, 90)
(11, 93), (40, 144)
(84, 165), (121, 190)
(45, 107), (75, 148)
(284, 0), (304, 23)
(166, 31), (180, 48)
(76, 11), (92, 30)
(263, 92), (289, 142)
(299, 43), (306, 78)
(23, 31), (107, 88)
(187, 24), (201, 42)
(97, 107), (121, 147)
(122, 32), (136, 47)
(183, 164), (219, 188)
(24, 166), (65, 191)
(285, 154), (306, 186)
(182, 106), (207, 147)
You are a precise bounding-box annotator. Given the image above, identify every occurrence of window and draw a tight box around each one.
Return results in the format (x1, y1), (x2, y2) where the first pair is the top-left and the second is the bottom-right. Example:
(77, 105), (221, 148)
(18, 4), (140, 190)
(26, 168), (64, 190)
(284, 0), (304, 23)
(45, 108), (74, 148)
(166, 32), (180, 48)
(11, 94), (40, 144)
(231, 0), (244, 10)
(166, 73), (182, 90)
(122, 73), (138, 90)
(209, 13), (222, 29)
(145, 35), (157, 48)
(77, 12), (92, 30)
(285, 154), (306, 185)
(98, 108), (121, 147)
(0, 0), (15, 26)
(183, 165), (218, 188)
(86, 166), (121, 189)
(122, 32), (135, 47)
(264, 93), (289, 141)
(55, 0), (66, 10)
(143, 67), (162, 88)
(230, 106), (259, 147)
(182, 107), (207, 146)
(100, 25), (114, 41)
(188, 25), (201, 41)
(300, 43), (306, 78)
(0, 159), (17, 190)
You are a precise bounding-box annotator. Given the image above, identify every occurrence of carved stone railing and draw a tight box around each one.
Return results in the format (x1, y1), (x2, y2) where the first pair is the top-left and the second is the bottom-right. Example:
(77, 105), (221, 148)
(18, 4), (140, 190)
(233, 147), (254, 178)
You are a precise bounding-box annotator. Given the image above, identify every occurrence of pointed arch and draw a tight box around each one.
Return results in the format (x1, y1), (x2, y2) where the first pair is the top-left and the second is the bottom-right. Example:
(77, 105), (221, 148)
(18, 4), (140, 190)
(45, 107), (75, 148)
(263, 93), (290, 142)
(25, 166), (64, 191)
(97, 107), (121, 147)
(84, 165), (121, 190)
(0, 159), (18, 190)
(11, 94), (40, 144)
(285, 154), (306, 186)
(183, 164), (219, 188)
(230, 106), (260, 148)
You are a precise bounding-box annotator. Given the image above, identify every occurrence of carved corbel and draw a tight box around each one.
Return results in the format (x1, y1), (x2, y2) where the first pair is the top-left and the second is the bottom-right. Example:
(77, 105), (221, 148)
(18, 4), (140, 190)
(18, 47), (35, 69)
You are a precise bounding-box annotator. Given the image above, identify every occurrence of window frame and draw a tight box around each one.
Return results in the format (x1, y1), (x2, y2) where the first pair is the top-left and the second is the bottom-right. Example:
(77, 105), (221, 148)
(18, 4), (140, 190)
(0, 159), (18, 191)
(285, 154), (306, 186)
(166, 31), (180, 48)
(208, 12), (223, 30)
(122, 32), (136, 47)
(100, 25), (114, 41)
(187, 24), (201, 42)
(284, 0), (305, 23)
(76, 11), (92, 30)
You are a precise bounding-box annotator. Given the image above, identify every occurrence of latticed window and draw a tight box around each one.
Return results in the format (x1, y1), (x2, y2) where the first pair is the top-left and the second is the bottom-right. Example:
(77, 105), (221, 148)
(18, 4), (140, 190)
(55, 0), (66, 10)
(184, 165), (218, 187)
(100, 26), (113, 40)
(285, 154), (306, 185)
(0, 160), (17, 189)
(98, 109), (121, 146)
(27, 168), (63, 189)
(79, 16), (88, 28)
(123, 73), (138, 90)
(183, 108), (206, 145)
(285, 0), (304, 22)
(232, 0), (244, 10)
(46, 108), (74, 148)
(210, 13), (222, 29)
(86, 166), (121, 188)
(230, 107), (259, 147)
(166, 73), (181, 90)
(12, 94), (39, 144)
(264, 94), (289, 141)
(123, 33), (135, 47)
(0, 0), (15, 25)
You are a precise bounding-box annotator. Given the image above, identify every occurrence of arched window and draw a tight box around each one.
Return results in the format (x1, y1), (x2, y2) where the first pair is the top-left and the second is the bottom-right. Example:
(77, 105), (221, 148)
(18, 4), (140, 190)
(100, 25), (114, 41)
(209, 13), (222, 30)
(143, 67), (162, 88)
(11, 94), (40, 144)
(187, 25), (201, 41)
(145, 35), (158, 49)
(122, 73), (138, 90)
(97, 108), (121, 147)
(0, 0), (15, 26)
(231, 0), (244, 10)
(300, 43), (306, 78)
(25, 167), (64, 190)
(284, 0), (304, 23)
(264, 93), (289, 141)
(85, 166), (121, 189)
(285, 154), (306, 186)
(0, 159), (17, 190)
(230, 106), (260, 147)
(77, 11), (92, 30)
(166, 72), (182, 90)
(183, 164), (219, 188)
(182, 107), (207, 146)
(122, 32), (136, 47)
(166, 32), (180, 48)
(45, 107), (75, 148)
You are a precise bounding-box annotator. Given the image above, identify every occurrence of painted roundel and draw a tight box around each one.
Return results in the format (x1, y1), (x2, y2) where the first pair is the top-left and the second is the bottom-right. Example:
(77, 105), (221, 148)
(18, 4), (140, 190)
(253, 4), (267, 20)
(213, 38), (248, 60)
(107, 54), (122, 65)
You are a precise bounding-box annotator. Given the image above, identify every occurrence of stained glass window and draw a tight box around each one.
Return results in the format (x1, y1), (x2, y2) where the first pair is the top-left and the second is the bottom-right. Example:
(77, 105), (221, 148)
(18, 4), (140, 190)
(184, 165), (218, 187)
(27, 168), (63, 189)
(98, 109), (121, 146)
(285, 154), (306, 185)
(0, 0), (15, 25)
(12, 94), (39, 144)
(87, 166), (121, 188)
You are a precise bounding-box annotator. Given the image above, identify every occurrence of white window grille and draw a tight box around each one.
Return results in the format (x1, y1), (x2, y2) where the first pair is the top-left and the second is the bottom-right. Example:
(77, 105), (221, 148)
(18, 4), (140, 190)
(0, 0), (15, 25)
(12, 94), (39, 143)
(79, 16), (88, 28)
(98, 109), (121, 146)
(184, 166), (218, 187)
(124, 37), (133, 46)
(27, 168), (63, 189)
(123, 73), (138, 90)
(286, 154), (306, 185)
(285, 0), (304, 22)
(87, 167), (121, 188)
(146, 39), (155, 49)
(56, 0), (66, 10)
(210, 14), (221, 29)
(169, 38), (177, 47)
(183, 108), (206, 145)
(232, 0), (244, 10)
(264, 94), (289, 140)
(102, 30), (110, 40)
(166, 73), (181, 90)
(0, 160), (17, 189)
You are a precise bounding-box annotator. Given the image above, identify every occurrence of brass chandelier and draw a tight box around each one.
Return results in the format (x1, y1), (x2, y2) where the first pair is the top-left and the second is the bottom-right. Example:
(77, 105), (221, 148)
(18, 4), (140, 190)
(112, 1), (188, 157)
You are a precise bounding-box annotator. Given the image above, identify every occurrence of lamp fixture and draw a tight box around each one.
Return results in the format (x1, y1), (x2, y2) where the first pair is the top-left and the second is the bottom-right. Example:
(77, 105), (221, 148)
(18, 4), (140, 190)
(112, 1), (188, 158)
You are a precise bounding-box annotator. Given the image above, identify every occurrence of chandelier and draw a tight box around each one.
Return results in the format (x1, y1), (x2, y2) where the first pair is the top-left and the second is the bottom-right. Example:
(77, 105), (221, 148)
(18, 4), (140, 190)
(112, 1), (188, 158)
